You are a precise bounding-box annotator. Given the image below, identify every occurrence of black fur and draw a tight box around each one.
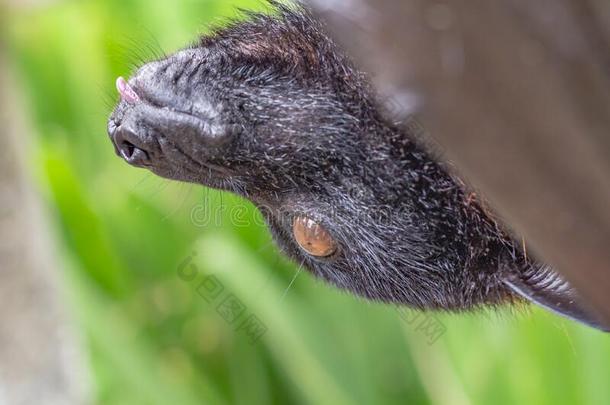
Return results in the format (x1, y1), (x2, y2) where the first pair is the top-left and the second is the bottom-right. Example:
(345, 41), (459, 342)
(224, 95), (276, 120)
(107, 3), (608, 330)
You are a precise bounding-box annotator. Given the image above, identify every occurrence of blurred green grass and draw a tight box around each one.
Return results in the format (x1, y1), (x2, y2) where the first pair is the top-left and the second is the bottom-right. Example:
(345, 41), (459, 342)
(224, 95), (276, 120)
(4, 0), (610, 404)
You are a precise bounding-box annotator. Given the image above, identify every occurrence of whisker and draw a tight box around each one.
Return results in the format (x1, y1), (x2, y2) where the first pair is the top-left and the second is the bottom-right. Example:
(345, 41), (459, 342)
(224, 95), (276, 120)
(129, 173), (153, 193)
(280, 261), (304, 302)
(142, 26), (167, 60)
(256, 239), (276, 253)
(162, 183), (194, 221)
(220, 191), (224, 226)
(99, 84), (118, 112)
(144, 177), (172, 201)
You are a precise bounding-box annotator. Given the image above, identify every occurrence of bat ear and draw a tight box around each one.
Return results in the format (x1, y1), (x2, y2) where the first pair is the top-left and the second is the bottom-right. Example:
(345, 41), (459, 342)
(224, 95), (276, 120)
(503, 265), (610, 332)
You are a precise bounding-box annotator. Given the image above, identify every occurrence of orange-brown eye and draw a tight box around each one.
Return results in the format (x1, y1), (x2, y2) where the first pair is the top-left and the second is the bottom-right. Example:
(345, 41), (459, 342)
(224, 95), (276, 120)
(293, 216), (338, 258)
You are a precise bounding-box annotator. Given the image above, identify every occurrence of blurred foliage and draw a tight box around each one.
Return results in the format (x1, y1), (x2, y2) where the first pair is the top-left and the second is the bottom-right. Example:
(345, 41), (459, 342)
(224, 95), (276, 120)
(4, 0), (610, 404)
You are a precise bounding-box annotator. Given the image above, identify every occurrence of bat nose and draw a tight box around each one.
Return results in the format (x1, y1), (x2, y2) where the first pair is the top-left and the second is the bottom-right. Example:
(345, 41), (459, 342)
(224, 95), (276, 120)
(108, 120), (151, 167)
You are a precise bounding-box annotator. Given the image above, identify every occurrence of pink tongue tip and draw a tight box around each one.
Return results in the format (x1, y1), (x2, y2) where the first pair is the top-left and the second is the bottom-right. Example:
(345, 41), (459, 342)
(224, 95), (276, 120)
(116, 76), (140, 103)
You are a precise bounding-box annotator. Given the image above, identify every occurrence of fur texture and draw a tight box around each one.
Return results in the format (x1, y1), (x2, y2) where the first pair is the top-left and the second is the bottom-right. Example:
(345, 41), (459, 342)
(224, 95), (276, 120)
(107, 3), (607, 329)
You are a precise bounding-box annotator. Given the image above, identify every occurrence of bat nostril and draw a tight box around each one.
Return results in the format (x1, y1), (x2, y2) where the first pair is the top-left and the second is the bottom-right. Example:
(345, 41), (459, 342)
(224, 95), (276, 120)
(120, 140), (136, 159)
(112, 126), (151, 166)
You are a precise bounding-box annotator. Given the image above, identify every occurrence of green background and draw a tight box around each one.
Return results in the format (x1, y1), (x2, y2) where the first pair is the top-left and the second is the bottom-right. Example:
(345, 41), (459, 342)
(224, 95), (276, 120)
(4, 0), (610, 404)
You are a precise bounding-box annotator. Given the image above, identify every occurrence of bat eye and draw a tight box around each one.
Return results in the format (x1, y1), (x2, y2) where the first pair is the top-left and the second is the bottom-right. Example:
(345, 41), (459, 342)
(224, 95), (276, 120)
(293, 216), (338, 258)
